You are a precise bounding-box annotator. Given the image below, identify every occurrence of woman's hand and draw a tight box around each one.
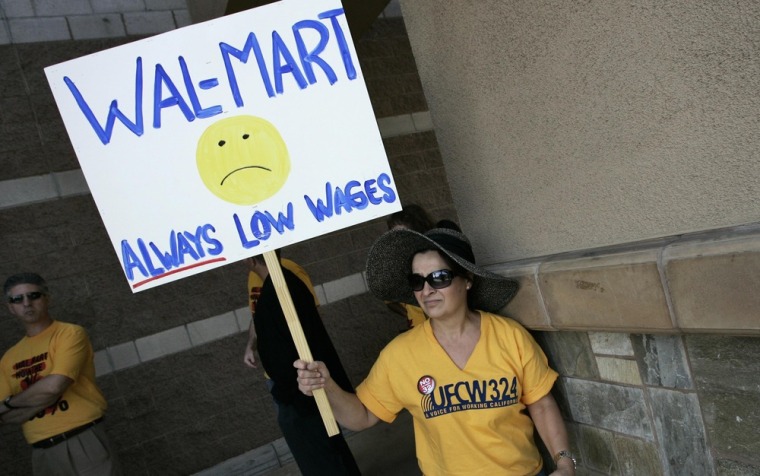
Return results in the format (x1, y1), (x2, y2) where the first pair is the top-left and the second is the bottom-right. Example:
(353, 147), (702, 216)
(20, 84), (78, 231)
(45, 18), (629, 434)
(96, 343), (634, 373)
(294, 359), (381, 431)
(294, 359), (330, 396)
(527, 394), (575, 476)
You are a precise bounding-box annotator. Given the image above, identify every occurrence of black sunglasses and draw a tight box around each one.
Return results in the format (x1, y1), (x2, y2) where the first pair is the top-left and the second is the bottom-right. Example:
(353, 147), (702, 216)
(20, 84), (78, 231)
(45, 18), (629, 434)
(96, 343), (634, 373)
(408, 269), (457, 292)
(7, 292), (45, 304)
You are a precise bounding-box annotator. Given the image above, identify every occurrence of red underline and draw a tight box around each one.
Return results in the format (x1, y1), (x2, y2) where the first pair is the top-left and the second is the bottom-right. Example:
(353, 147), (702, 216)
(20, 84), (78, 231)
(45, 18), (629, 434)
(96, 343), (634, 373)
(131, 257), (227, 289)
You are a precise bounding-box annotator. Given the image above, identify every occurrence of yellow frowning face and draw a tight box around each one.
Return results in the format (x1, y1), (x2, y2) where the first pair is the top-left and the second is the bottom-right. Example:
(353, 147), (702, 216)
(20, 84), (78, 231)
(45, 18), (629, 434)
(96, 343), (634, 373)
(196, 115), (290, 205)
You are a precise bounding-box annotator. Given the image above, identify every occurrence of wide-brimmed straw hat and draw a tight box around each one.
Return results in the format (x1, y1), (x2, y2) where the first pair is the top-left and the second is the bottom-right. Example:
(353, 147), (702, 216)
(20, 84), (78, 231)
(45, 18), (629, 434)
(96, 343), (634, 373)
(366, 228), (519, 312)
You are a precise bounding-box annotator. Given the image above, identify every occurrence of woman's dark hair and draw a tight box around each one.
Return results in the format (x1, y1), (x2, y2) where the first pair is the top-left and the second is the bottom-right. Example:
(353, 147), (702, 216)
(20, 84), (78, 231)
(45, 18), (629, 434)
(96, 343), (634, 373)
(387, 204), (434, 233)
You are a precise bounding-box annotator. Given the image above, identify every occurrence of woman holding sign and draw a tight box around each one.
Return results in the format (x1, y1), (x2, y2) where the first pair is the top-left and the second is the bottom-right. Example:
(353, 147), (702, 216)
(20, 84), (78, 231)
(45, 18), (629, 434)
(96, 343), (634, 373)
(295, 228), (575, 475)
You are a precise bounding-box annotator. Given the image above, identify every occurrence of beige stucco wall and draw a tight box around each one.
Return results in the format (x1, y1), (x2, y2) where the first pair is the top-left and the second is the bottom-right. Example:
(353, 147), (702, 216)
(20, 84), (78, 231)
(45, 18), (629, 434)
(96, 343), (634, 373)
(400, 1), (760, 264)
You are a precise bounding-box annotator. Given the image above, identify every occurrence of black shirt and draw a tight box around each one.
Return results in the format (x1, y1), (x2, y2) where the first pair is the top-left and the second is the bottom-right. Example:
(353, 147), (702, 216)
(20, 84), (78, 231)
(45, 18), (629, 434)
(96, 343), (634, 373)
(254, 267), (354, 414)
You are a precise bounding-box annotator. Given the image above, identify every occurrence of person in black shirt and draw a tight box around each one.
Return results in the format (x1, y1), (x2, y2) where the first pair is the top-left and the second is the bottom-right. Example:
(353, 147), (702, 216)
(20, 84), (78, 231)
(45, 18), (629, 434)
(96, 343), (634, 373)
(247, 255), (360, 476)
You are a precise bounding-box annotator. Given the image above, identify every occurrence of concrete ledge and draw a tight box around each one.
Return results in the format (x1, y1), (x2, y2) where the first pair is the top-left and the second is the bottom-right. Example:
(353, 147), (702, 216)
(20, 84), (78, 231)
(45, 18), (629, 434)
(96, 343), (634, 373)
(491, 224), (760, 335)
(664, 234), (760, 333)
(313, 283), (327, 307)
(54, 169), (90, 197)
(378, 111), (433, 138)
(233, 306), (251, 332)
(0, 174), (59, 209)
(93, 349), (113, 377)
(378, 115), (416, 138)
(107, 341), (141, 372)
(0, 171), (91, 209)
(187, 311), (239, 346)
(135, 326), (192, 362)
(539, 249), (673, 331)
(0, 21), (10, 45)
(323, 273), (368, 303)
(500, 264), (552, 330)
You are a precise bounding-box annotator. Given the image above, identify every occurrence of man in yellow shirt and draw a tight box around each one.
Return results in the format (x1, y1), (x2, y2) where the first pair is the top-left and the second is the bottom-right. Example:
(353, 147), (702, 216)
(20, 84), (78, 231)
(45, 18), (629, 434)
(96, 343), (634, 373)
(0, 273), (121, 475)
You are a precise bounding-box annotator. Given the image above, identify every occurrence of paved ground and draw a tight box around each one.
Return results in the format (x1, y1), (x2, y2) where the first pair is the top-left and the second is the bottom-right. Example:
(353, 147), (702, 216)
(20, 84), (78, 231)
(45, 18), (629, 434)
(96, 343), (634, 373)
(195, 410), (419, 476)
(265, 411), (420, 476)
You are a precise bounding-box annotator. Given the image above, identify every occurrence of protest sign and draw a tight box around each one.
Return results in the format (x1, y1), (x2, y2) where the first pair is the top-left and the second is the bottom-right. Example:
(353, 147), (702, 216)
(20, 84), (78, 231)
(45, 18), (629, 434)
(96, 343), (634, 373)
(45, 0), (400, 292)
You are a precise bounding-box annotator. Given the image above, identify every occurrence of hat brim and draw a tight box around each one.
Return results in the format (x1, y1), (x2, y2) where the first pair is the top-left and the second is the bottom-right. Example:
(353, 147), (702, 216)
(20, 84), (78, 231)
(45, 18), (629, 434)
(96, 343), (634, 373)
(366, 228), (518, 313)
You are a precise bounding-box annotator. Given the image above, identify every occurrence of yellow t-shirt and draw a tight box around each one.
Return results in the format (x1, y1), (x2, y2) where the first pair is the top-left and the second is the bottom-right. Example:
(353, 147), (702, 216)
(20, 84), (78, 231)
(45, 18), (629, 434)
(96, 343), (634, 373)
(403, 303), (427, 328)
(356, 312), (558, 476)
(248, 258), (319, 316)
(384, 302), (427, 329)
(0, 321), (107, 444)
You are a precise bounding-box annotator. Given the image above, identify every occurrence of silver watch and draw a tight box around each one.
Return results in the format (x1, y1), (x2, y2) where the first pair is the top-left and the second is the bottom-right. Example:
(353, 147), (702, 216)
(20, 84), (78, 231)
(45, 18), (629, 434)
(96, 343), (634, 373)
(553, 450), (577, 470)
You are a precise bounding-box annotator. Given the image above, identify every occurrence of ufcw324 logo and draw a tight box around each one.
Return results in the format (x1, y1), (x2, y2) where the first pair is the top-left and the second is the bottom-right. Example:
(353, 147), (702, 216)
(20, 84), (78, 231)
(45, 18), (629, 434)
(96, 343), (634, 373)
(418, 376), (519, 419)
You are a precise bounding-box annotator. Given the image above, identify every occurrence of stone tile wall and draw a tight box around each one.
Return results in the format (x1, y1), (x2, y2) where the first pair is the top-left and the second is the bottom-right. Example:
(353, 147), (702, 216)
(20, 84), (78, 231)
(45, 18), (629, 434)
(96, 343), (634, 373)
(535, 329), (759, 475)
(504, 228), (760, 474)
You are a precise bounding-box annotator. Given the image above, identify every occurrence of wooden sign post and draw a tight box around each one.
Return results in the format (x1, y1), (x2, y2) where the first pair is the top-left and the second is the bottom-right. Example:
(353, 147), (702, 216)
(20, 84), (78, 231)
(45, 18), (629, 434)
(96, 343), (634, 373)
(263, 251), (339, 436)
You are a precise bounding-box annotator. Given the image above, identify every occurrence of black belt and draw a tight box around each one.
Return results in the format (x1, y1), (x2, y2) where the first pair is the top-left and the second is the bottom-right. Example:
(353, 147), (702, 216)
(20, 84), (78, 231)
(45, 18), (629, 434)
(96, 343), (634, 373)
(32, 418), (103, 449)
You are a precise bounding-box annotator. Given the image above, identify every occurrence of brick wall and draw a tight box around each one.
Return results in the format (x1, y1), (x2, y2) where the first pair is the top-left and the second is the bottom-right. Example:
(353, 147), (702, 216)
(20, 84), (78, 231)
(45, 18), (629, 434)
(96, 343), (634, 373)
(0, 0), (191, 44)
(535, 330), (759, 475)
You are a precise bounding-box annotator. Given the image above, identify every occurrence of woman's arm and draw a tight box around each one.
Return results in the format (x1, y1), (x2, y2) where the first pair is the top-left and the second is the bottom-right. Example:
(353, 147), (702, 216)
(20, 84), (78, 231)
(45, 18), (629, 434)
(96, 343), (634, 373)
(527, 393), (576, 476)
(294, 359), (380, 431)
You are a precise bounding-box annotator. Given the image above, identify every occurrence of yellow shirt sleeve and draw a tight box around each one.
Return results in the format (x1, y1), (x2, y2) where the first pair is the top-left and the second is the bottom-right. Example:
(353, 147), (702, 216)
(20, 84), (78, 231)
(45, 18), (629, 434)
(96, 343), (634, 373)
(403, 303), (427, 328)
(247, 258), (319, 318)
(281, 258), (319, 306)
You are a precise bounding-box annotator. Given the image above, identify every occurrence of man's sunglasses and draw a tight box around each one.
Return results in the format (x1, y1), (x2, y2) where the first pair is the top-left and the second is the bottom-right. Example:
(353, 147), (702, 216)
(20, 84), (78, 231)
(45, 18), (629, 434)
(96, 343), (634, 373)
(7, 292), (45, 304)
(408, 269), (457, 292)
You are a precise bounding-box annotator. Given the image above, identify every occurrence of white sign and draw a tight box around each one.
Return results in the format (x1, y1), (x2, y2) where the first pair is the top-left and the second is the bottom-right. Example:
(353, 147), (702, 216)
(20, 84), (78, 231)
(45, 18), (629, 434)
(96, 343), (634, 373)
(45, 0), (400, 292)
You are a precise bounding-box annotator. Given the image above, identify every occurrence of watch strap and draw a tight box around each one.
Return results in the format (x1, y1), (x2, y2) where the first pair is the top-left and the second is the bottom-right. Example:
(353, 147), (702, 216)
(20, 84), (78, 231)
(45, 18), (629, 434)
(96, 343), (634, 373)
(553, 450), (577, 470)
(3, 396), (17, 409)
